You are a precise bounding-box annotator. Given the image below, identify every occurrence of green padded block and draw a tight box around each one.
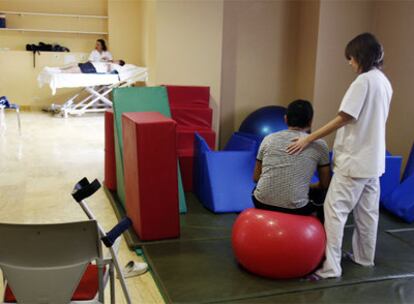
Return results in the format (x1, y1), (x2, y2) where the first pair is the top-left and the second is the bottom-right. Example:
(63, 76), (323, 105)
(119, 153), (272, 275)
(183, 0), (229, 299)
(112, 86), (187, 213)
(114, 130), (126, 206)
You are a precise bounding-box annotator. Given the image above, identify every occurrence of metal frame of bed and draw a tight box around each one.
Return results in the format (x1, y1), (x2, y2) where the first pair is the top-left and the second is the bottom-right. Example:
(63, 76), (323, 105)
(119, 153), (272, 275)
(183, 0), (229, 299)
(44, 68), (148, 118)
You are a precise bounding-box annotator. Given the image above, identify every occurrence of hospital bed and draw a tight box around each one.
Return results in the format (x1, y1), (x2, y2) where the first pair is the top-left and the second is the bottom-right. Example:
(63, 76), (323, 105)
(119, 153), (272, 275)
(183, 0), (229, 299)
(38, 64), (148, 117)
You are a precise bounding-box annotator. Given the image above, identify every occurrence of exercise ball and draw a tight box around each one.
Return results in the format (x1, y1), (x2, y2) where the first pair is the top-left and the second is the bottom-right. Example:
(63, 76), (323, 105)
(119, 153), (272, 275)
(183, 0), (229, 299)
(232, 208), (326, 279)
(239, 106), (287, 138)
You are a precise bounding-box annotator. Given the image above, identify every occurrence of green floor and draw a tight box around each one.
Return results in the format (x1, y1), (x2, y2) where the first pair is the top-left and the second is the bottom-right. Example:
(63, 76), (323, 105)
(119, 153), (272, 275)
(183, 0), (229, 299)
(106, 189), (414, 303)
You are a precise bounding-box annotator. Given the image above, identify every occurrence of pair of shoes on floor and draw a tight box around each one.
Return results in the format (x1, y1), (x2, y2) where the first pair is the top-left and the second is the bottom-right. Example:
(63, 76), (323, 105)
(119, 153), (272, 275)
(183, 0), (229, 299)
(118, 261), (148, 279)
(342, 250), (355, 262)
(342, 251), (375, 267)
(302, 273), (324, 282)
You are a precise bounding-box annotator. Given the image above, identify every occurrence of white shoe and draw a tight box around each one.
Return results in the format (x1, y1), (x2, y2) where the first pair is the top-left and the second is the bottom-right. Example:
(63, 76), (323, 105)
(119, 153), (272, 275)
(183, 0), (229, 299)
(119, 261), (148, 279)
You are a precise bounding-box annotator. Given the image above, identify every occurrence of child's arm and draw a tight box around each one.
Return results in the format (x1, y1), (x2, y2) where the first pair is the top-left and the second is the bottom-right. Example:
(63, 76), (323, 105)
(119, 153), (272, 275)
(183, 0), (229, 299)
(286, 112), (354, 155)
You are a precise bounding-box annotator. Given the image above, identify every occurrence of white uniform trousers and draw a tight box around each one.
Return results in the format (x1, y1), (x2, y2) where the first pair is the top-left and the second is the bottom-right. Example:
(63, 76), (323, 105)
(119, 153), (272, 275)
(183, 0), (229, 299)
(316, 172), (380, 278)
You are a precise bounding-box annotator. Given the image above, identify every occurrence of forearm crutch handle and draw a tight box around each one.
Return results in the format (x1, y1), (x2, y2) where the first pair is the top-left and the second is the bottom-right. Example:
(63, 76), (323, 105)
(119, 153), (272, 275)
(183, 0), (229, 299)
(102, 217), (132, 248)
(72, 177), (101, 202)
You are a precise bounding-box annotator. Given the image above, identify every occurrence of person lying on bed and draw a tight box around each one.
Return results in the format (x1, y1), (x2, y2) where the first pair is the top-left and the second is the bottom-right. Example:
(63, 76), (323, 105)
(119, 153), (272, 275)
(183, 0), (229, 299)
(59, 60), (125, 74)
(252, 100), (331, 222)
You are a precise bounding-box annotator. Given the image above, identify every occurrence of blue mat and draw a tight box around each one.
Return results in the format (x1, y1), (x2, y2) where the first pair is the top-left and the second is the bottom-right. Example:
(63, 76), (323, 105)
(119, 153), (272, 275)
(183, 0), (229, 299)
(402, 143), (414, 181)
(382, 174), (414, 223)
(380, 155), (403, 202)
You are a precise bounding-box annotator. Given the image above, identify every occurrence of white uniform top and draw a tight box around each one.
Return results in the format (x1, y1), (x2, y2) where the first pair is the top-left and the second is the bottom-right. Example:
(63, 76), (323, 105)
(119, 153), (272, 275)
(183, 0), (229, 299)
(88, 50), (113, 62)
(333, 68), (393, 178)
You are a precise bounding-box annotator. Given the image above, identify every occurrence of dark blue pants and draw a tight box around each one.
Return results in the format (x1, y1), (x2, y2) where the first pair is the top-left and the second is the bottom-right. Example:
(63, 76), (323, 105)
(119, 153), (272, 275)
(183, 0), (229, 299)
(252, 188), (326, 223)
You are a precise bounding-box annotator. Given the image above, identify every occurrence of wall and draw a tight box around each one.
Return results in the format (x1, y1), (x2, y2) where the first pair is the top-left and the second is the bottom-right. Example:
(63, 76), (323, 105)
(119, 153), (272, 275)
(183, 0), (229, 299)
(295, 0), (319, 101)
(373, 1), (414, 165)
(220, 0), (300, 146)
(141, 0), (157, 84)
(108, 0), (142, 65)
(0, 0), (107, 109)
(0, 51), (90, 108)
(312, 0), (375, 145)
(0, 0), (107, 51)
(151, 0), (224, 137)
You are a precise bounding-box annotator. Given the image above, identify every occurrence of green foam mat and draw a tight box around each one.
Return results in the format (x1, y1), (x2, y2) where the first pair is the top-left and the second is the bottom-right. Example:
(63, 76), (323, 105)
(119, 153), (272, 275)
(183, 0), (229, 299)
(114, 130), (126, 206)
(134, 199), (414, 304)
(229, 278), (414, 303)
(105, 188), (236, 248)
(387, 228), (414, 247)
(112, 86), (187, 213)
(142, 230), (414, 303)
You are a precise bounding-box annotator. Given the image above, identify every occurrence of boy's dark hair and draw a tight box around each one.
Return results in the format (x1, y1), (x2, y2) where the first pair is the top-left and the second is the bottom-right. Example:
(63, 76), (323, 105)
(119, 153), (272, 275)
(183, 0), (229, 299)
(119, 60), (125, 66)
(286, 100), (313, 128)
(345, 33), (384, 73)
(97, 39), (107, 51)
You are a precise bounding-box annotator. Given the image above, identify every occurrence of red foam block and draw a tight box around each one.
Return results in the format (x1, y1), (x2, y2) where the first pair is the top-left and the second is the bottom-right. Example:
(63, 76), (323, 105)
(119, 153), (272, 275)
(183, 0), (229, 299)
(123, 112), (180, 241)
(171, 107), (213, 129)
(177, 128), (216, 152)
(178, 151), (194, 192)
(104, 110), (117, 191)
(166, 85), (210, 108)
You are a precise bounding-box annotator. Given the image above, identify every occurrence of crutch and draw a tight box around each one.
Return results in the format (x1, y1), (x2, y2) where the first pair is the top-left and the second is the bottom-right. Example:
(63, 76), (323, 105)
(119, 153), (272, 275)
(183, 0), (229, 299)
(71, 177), (132, 304)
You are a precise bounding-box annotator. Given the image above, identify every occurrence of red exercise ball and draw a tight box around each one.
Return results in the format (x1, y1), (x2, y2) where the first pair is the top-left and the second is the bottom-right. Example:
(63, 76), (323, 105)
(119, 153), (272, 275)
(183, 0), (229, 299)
(232, 208), (326, 279)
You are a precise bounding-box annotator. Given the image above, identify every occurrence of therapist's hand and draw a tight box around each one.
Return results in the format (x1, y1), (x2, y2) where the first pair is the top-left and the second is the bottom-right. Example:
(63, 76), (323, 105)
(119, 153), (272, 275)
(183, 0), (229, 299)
(286, 136), (311, 155)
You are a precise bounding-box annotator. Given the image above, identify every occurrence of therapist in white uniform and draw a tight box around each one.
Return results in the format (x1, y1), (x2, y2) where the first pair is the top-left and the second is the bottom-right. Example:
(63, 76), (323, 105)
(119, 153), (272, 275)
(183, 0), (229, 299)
(88, 39), (113, 62)
(287, 33), (393, 279)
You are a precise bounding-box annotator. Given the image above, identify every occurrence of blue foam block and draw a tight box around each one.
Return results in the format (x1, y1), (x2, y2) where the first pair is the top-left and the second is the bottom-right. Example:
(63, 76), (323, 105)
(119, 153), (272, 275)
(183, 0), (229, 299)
(382, 174), (414, 223)
(194, 133), (256, 213)
(402, 143), (414, 182)
(380, 156), (402, 203)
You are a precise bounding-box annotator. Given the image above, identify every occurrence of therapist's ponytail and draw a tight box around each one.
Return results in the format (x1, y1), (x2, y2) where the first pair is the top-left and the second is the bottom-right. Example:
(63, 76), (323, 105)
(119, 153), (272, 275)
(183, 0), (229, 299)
(345, 33), (384, 73)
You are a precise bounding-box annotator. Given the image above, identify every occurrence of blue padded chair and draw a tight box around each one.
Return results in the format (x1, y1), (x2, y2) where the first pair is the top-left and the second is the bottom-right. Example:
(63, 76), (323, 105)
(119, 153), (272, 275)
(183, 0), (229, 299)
(402, 143), (414, 182)
(382, 173), (414, 223)
(194, 133), (256, 213)
(223, 132), (260, 152)
(380, 155), (403, 203)
(0, 96), (21, 134)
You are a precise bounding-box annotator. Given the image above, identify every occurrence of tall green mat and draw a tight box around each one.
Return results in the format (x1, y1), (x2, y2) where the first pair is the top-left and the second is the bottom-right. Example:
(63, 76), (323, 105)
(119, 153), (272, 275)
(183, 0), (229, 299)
(112, 86), (187, 213)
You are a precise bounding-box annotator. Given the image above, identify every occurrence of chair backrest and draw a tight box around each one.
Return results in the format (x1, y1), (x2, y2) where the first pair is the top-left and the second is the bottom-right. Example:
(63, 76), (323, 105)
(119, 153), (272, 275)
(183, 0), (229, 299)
(0, 220), (101, 304)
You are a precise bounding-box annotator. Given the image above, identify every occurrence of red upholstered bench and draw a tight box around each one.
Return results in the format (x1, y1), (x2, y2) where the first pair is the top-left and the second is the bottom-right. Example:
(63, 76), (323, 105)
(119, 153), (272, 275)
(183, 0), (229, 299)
(171, 107), (213, 129)
(177, 127), (215, 153)
(166, 85), (216, 192)
(177, 128), (216, 191)
(122, 112), (180, 241)
(104, 110), (117, 191)
(178, 150), (194, 191)
(166, 85), (210, 108)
